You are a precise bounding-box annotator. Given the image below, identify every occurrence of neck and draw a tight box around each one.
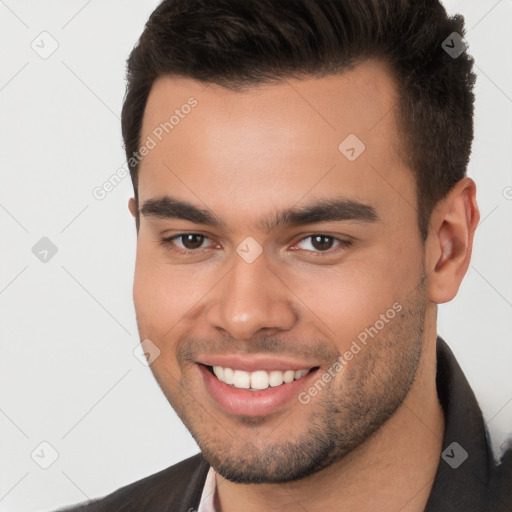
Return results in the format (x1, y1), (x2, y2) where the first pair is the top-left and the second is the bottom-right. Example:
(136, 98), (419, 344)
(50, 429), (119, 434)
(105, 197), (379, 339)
(215, 330), (445, 512)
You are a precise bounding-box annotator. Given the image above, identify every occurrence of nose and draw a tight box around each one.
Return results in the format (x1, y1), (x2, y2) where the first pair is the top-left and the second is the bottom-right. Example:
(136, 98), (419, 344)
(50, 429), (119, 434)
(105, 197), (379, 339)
(205, 251), (298, 341)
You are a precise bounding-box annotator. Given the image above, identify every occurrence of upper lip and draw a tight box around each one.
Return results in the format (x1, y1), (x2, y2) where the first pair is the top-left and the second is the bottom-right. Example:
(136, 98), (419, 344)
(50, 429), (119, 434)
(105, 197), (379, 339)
(196, 355), (320, 373)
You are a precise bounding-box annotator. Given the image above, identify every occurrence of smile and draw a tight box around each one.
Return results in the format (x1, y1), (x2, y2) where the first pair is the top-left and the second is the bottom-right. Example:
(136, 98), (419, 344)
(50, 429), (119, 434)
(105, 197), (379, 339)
(209, 365), (314, 391)
(198, 362), (321, 417)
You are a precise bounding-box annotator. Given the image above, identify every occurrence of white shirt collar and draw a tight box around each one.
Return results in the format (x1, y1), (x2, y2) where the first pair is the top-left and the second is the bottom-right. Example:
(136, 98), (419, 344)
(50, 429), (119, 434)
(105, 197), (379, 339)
(197, 466), (218, 512)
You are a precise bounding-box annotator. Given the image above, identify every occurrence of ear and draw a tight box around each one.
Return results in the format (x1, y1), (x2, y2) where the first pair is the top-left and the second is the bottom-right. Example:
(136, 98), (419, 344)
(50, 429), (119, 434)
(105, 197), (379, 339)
(128, 197), (137, 218)
(425, 177), (480, 304)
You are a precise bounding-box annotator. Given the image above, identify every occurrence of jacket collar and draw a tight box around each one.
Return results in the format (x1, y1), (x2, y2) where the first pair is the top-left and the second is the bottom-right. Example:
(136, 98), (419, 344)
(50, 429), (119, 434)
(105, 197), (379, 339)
(424, 336), (493, 510)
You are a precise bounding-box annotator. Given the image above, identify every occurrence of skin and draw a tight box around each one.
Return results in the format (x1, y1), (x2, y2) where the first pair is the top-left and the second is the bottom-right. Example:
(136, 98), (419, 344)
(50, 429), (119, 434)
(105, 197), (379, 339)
(128, 59), (479, 512)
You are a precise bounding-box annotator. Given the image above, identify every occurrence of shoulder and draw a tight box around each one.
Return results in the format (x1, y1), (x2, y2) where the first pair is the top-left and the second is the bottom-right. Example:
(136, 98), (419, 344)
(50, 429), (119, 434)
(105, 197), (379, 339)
(53, 452), (210, 512)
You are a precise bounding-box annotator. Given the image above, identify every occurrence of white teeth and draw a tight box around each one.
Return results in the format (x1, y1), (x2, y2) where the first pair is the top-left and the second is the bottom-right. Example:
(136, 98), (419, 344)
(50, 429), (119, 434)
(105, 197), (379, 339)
(283, 370), (295, 383)
(268, 370), (284, 387)
(232, 370), (250, 389)
(223, 367), (234, 385)
(213, 366), (223, 380)
(210, 365), (312, 390)
(250, 371), (269, 390)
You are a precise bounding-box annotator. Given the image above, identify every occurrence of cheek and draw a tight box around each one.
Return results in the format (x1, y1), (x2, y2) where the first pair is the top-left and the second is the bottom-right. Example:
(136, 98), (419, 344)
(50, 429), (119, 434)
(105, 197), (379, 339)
(132, 257), (193, 383)
(296, 268), (389, 346)
(133, 247), (217, 336)
(133, 239), (177, 330)
(287, 246), (421, 349)
(133, 262), (186, 327)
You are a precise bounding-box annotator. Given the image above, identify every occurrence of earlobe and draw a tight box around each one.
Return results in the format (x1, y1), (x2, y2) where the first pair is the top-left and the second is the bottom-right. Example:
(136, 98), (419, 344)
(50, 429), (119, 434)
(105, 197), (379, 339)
(128, 197), (137, 218)
(427, 178), (480, 304)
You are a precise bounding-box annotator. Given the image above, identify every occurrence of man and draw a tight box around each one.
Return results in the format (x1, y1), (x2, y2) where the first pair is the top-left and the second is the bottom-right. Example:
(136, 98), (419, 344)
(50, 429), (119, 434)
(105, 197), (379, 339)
(58, 0), (511, 510)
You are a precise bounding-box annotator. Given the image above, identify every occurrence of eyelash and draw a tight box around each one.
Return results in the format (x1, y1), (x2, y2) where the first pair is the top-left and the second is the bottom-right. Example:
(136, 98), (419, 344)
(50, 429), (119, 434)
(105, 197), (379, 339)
(159, 233), (352, 257)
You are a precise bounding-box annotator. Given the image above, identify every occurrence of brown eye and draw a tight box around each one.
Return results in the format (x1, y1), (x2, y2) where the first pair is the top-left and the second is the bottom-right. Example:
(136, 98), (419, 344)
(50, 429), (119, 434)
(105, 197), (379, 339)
(160, 233), (212, 254)
(179, 234), (206, 249)
(294, 235), (352, 256)
(310, 235), (335, 251)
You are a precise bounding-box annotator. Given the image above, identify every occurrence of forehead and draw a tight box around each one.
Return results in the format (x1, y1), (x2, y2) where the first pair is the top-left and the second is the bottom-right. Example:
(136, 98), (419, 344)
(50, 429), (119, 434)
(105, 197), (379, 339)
(137, 59), (414, 229)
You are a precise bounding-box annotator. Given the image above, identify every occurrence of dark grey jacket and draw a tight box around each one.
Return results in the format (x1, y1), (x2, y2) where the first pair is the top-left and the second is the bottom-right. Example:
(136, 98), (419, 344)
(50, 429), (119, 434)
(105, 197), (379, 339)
(56, 337), (512, 512)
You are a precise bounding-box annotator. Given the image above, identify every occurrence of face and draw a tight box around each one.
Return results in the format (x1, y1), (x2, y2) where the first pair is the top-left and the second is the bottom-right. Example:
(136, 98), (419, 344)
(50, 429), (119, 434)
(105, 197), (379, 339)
(131, 60), (428, 483)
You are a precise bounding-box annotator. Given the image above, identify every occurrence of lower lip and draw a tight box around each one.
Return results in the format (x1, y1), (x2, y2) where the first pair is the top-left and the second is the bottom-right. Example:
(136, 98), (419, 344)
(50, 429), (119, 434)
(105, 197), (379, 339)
(198, 364), (319, 417)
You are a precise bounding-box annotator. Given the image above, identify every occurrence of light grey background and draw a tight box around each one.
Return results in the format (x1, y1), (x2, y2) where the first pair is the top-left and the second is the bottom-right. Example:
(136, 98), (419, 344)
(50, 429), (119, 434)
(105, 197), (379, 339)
(0, 1), (511, 511)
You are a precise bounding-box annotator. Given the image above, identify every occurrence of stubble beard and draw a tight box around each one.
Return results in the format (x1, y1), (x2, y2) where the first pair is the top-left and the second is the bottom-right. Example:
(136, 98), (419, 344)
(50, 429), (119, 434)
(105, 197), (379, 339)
(158, 277), (427, 484)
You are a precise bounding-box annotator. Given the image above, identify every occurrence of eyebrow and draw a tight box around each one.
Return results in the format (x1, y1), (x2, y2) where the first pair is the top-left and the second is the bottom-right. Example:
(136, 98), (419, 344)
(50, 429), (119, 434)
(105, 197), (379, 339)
(140, 195), (378, 231)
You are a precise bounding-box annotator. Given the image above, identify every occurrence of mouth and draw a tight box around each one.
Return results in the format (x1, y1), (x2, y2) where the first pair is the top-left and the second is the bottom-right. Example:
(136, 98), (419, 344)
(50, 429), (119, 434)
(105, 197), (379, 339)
(198, 362), (321, 417)
(203, 364), (319, 391)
